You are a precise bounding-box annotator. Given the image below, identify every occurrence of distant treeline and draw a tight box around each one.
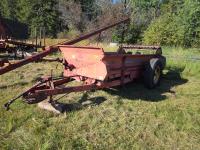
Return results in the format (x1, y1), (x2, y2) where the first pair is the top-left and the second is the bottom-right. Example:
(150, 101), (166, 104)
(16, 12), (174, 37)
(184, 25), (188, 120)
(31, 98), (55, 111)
(0, 0), (199, 47)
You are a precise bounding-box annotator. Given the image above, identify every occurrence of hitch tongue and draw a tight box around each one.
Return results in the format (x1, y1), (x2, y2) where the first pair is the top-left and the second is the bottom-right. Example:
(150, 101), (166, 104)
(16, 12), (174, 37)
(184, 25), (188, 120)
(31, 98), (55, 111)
(3, 79), (49, 111)
(4, 102), (11, 111)
(4, 95), (23, 111)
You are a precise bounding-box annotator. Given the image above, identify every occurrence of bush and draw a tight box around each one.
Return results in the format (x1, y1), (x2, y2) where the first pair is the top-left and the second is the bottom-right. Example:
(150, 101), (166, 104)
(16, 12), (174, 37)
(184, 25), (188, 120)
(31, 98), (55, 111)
(143, 14), (183, 46)
(143, 0), (200, 48)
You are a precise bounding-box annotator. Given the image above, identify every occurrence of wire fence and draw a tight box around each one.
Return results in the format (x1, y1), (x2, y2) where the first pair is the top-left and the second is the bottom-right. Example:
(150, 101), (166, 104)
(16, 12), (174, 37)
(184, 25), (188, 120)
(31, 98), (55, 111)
(164, 55), (200, 62)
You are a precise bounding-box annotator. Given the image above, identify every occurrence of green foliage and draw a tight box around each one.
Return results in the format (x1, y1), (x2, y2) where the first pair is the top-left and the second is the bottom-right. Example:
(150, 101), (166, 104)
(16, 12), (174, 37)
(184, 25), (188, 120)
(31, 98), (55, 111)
(78, 0), (99, 21)
(112, 23), (144, 44)
(143, 0), (200, 47)
(29, 0), (61, 37)
(0, 0), (199, 47)
(16, 0), (32, 24)
(0, 0), (18, 20)
(0, 0), (61, 38)
(179, 0), (200, 47)
(143, 13), (182, 46)
(113, 0), (163, 44)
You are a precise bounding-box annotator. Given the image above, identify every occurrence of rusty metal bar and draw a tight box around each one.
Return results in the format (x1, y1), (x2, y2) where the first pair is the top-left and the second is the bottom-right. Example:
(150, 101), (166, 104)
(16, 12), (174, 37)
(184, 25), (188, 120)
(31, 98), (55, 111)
(4, 79), (50, 110)
(122, 45), (161, 50)
(0, 47), (58, 75)
(0, 17), (129, 75)
(4, 39), (42, 48)
(27, 78), (132, 99)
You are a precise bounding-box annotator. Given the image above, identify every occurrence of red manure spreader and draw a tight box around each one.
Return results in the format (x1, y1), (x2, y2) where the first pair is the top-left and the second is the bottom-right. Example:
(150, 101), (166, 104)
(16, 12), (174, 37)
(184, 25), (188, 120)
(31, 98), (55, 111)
(3, 18), (166, 112)
(4, 44), (166, 111)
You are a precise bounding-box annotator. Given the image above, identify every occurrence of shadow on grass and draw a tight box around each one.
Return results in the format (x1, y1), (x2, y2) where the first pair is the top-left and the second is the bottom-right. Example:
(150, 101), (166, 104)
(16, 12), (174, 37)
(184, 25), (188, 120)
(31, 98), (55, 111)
(105, 68), (188, 102)
(54, 68), (187, 112)
(54, 94), (106, 112)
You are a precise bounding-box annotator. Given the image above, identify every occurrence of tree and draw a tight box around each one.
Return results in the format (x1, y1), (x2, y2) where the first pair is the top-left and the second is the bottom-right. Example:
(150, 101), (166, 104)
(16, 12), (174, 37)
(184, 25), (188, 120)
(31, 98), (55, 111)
(16, 0), (33, 24)
(0, 0), (62, 38)
(0, 0), (18, 20)
(78, 0), (99, 21)
(29, 0), (61, 37)
(179, 0), (200, 47)
(112, 0), (164, 44)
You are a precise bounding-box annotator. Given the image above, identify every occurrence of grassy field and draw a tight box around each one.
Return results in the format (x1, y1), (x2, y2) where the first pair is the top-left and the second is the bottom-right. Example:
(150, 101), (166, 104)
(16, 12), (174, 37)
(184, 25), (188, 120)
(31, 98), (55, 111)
(0, 45), (200, 149)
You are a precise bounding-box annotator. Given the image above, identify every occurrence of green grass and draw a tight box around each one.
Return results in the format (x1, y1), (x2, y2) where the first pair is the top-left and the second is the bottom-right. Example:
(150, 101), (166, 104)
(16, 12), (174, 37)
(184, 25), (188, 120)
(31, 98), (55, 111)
(0, 46), (200, 149)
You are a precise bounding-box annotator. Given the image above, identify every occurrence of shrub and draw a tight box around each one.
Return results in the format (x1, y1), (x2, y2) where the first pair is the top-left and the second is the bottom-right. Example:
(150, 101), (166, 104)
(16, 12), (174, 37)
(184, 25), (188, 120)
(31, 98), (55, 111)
(143, 0), (200, 48)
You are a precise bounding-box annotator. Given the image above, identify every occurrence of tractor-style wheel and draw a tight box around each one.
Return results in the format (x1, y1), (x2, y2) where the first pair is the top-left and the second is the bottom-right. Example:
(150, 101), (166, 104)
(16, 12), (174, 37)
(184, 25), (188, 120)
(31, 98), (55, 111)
(144, 58), (162, 89)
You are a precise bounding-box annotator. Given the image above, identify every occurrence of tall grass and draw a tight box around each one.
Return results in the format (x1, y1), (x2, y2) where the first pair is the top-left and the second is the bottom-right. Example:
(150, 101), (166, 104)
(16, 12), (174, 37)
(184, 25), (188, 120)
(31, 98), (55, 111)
(163, 47), (200, 78)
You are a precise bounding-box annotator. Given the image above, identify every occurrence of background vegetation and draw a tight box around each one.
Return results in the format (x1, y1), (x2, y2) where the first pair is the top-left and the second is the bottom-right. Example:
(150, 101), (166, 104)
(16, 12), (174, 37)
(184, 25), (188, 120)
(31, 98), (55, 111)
(0, 0), (199, 47)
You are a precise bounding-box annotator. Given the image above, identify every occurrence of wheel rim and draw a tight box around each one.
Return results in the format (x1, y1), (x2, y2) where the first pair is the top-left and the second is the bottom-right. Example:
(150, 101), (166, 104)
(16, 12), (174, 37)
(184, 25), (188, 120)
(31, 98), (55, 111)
(153, 66), (161, 84)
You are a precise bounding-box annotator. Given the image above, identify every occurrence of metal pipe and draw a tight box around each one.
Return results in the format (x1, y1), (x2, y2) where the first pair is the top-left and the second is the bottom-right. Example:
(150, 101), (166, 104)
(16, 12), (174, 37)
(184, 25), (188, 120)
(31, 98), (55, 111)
(35, 27), (37, 47)
(43, 27), (46, 47)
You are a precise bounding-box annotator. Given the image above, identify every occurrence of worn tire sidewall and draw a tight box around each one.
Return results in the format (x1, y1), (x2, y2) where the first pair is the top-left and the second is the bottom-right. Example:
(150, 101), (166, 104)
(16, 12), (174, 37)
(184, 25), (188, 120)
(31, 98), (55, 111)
(144, 58), (162, 89)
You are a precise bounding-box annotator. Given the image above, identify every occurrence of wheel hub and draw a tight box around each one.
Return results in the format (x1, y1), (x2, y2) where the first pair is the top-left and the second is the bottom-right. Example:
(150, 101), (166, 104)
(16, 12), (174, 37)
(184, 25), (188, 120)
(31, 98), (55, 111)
(153, 66), (161, 84)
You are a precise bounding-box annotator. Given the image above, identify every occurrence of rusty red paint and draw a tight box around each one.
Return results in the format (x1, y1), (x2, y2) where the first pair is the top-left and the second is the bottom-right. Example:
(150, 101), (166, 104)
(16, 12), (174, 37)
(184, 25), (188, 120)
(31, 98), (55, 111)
(60, 45), (160, 81)
(20, 45), (164, 104)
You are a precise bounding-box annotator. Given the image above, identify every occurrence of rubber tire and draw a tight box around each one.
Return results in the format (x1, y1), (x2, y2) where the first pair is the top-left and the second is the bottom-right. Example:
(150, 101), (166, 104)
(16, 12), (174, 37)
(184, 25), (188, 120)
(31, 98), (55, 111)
(144, 58), (162, 89)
